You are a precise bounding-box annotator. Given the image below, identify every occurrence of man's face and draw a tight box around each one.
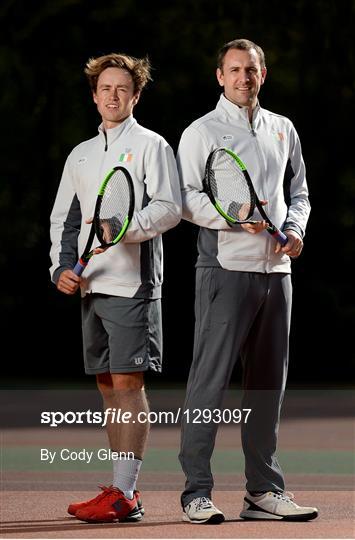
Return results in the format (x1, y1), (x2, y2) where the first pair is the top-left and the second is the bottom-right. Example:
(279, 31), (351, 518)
(216, 48), (266, 110)
(93, 67), (140, 129)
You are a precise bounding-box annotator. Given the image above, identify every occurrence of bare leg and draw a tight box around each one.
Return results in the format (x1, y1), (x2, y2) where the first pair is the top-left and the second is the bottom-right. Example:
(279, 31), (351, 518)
(96, 372), (150, 496)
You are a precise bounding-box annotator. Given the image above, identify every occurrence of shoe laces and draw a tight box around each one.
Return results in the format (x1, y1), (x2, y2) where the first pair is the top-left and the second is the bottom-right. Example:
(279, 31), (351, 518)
(92, 485), (112, 500)
(271, 491), (295, 503)
(195, 497), (213, 510)
(92, 485), (120, 504)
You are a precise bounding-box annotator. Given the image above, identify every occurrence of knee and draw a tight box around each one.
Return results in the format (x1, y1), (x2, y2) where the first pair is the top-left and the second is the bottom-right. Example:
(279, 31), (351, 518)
(96, 372), (144, 399)
(96, 373), (115, 400)
(112, 372), (145, 391)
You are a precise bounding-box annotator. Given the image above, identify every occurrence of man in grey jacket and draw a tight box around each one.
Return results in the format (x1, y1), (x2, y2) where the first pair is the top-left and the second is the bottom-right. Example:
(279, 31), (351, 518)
(50, 53), (181, 523)
(177, 38), (317, 524)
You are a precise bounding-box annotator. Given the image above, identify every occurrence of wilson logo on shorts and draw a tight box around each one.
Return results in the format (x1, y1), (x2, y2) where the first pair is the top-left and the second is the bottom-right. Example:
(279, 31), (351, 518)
(134, 357), (144, 365)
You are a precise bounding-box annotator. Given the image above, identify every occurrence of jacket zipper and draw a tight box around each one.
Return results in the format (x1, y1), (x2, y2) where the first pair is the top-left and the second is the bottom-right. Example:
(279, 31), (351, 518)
(249, 120), (256, 137)
(248, 119), (271, 270)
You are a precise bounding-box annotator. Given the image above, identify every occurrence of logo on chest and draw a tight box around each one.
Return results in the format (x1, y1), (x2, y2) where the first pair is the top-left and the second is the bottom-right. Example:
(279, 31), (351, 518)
(119, 148), (133, 163)
(271, 131), (285, 142)
(221, 134), (234, 141)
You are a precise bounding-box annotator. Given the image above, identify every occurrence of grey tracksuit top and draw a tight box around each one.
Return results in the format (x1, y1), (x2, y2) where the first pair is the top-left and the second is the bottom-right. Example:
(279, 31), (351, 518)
(176, 94), (310, 273)
(50, 115), (181, 298)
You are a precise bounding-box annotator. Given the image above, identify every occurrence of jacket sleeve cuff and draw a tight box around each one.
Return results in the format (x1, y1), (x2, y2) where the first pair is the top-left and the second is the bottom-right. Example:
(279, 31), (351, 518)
(283, 222), (304, 239)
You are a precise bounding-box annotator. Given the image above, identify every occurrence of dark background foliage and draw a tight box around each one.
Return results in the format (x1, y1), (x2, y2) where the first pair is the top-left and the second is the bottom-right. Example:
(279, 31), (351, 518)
(1, 0), (354, 386)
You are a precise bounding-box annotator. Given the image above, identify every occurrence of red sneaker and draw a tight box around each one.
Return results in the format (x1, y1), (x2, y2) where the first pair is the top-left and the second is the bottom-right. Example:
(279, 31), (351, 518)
(68, 486), (144, 522)
(75, 486), (142, 523)
(68, 485), (111, 516)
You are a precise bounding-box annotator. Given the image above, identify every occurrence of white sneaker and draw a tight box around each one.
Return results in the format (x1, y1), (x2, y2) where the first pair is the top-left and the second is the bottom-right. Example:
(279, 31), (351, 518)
(240, 491), (318, 521)
(183, 496), (225, 524)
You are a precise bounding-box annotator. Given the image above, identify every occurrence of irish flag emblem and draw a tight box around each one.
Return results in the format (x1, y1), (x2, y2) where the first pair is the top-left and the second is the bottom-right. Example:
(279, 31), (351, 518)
(119, 152), (133, 162)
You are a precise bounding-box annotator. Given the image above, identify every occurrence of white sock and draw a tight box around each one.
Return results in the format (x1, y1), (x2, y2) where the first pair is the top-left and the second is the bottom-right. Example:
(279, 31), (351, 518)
(113, 458), (142, 499)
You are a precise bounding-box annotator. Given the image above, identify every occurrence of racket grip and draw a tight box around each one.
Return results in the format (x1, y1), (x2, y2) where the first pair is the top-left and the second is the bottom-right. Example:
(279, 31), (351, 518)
(267, 227), (288, 246)
(73, 259), (87, 276)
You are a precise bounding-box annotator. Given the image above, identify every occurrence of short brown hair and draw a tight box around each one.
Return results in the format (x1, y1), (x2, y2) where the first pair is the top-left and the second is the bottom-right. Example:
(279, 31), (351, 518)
(84, 53), (152, 94)
(217, 38), (266, 70)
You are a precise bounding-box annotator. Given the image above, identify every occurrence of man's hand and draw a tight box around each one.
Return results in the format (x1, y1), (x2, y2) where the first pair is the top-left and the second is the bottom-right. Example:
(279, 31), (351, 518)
(240, 200), (269, 234)
(241, 220), (269, 234)
(85, 217), (109, 255)
(57, 269), (81, 295)
(99, 220), (113, 243)
(275, 229), (303, 258)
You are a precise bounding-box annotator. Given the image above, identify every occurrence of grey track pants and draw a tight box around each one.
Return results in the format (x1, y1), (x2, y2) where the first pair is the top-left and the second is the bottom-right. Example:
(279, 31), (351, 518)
(179, 267), (292, 506)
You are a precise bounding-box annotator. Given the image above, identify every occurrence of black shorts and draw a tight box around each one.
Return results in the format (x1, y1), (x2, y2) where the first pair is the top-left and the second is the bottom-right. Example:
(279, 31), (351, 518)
(81, 294), (162, 375)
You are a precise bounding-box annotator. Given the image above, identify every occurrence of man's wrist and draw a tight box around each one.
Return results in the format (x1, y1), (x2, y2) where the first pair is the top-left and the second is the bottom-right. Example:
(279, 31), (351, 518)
(283, 223), (303, 239)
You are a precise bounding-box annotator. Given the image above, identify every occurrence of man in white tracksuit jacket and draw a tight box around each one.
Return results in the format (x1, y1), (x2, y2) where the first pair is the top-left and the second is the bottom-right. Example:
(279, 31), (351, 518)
(177, 39), (317, 524)
(50, 53), (181, 524)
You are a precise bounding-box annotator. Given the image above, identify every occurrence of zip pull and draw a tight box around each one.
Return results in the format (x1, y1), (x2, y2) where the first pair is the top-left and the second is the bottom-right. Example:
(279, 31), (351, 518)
(248, 119), (256, 137)
(248, 108), (257, 136)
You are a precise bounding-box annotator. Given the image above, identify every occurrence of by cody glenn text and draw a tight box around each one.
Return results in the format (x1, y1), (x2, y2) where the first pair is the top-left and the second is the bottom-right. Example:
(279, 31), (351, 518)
(40, 448), (135, 464)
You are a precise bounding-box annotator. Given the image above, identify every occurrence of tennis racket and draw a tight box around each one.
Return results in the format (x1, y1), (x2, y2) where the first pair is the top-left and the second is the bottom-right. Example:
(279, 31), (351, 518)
(204, 147), (288, 245)
(73, 166), (135, 276)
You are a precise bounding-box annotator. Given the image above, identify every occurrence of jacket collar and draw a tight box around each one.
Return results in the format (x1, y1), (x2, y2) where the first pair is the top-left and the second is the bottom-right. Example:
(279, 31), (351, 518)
(98, 115), (136, 146)
(216, 93), (261, 127)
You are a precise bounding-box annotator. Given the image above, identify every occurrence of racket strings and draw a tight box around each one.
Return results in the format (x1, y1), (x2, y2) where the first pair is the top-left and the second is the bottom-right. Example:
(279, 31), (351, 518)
(97, 170), (131, 243)
(210, 151), (254, 221)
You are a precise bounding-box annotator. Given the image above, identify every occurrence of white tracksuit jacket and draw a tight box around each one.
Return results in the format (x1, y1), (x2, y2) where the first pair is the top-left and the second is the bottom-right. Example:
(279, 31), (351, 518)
(176, 94), (310, 273)
(50, 115), (181, 298)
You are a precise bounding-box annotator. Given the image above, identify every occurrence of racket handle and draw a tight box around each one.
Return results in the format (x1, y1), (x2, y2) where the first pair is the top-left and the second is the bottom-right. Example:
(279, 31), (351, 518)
(73, 259), (87, 276)
(267, 226), (288, 246)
